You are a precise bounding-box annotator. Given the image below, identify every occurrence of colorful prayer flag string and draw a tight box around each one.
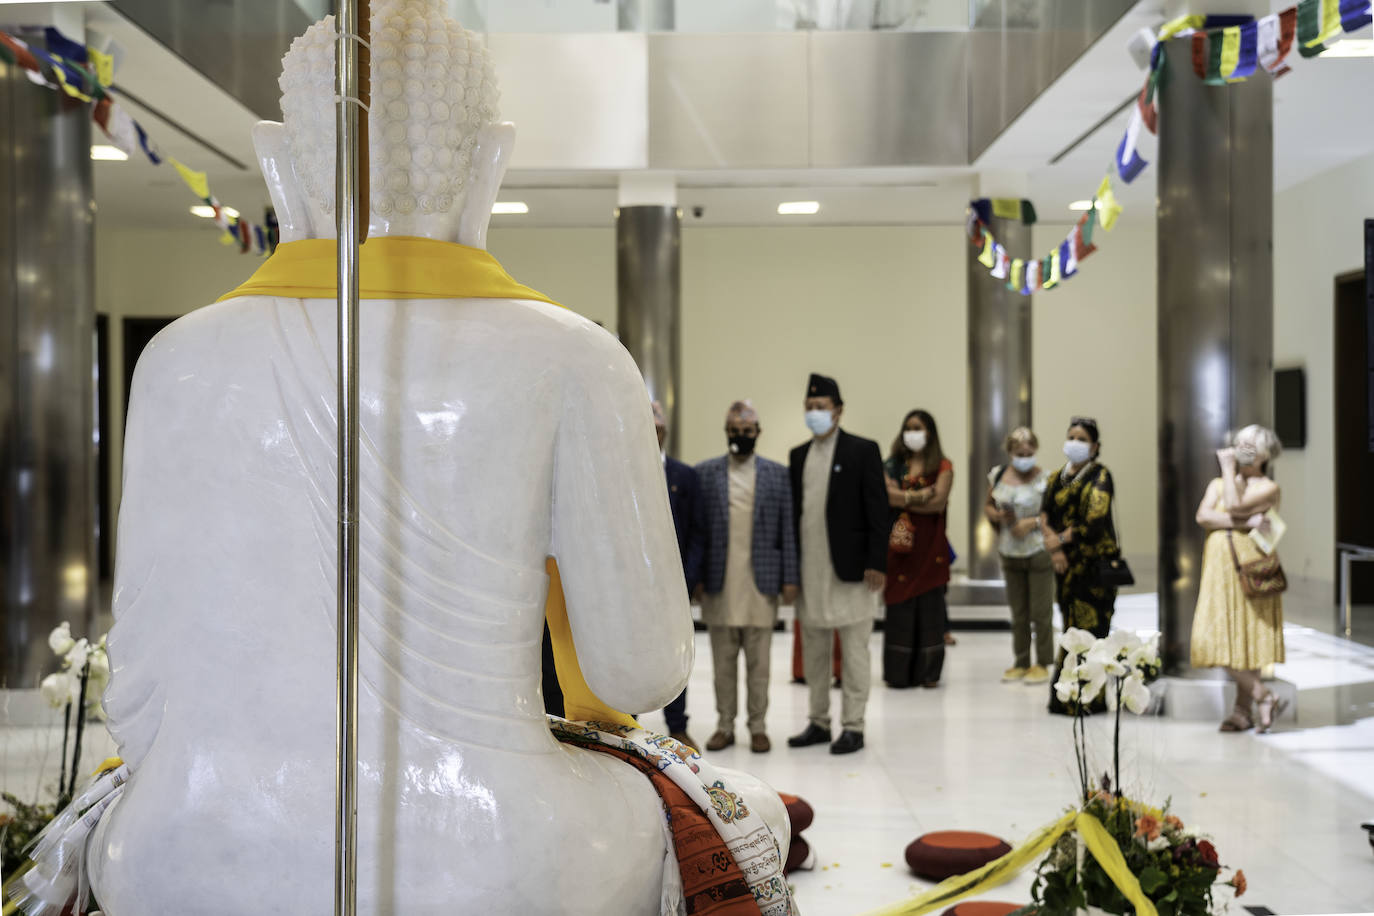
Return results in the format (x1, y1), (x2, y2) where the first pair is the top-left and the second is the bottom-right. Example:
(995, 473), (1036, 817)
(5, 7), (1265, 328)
(0, 24), (275, 257)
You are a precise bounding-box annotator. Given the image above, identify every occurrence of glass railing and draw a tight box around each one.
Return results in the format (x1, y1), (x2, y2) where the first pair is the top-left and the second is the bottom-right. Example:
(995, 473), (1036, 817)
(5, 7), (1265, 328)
(447, 0), (971, 33)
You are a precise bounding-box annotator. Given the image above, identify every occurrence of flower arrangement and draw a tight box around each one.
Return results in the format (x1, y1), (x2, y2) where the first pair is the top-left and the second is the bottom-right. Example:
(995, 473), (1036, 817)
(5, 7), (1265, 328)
(1022, 629), (1245, 916)
(1, 623), (109, 879)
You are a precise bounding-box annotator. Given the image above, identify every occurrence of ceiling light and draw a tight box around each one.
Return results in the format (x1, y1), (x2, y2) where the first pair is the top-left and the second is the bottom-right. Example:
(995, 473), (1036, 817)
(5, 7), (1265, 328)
(778, 201), (820, 215)
(1068, 200), (1097, 211)
(90, 145), (128, 161)
(491, 201), (528, 214)
(190, 205), (239, 220)
(1319, 39), (1374, 58)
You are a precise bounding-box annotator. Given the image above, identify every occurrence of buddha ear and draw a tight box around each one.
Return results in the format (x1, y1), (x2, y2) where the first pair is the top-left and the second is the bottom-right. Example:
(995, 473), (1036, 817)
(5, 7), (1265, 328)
(457, 121), (515, 250)
(252, 121), (315, 242)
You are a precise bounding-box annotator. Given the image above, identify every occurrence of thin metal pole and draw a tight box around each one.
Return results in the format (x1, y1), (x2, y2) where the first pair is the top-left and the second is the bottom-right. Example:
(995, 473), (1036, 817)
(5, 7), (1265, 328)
(334, 0), (362, 911)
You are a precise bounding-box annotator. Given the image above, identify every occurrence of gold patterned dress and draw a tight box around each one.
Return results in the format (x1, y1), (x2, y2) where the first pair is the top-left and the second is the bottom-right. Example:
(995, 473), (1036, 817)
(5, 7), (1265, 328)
(1189, 483), (1284, 669)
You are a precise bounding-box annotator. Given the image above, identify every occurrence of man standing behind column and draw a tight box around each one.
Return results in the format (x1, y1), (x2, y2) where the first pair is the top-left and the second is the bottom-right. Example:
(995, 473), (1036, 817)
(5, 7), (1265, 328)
(695, 401), (799, 753)
(653, 400), (706, 748)
(787, 374), (887, 755)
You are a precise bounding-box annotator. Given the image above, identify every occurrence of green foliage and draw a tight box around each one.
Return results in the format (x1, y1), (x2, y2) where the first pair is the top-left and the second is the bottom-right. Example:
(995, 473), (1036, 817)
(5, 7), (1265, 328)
(1, 791), (56, 878)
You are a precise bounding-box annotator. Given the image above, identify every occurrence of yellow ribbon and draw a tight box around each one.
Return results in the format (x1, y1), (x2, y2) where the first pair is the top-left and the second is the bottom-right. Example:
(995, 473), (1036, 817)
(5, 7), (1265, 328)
(859, 811), (1158, 916)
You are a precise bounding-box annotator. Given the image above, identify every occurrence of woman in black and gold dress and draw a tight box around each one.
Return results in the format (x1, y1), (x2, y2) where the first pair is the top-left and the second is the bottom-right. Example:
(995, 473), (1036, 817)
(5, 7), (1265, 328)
(1039, 417), (1120, 714)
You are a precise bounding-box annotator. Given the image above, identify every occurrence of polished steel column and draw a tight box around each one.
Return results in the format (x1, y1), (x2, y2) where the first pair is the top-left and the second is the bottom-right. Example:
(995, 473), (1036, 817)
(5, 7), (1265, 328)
(967, 214), (1032, 582)
(1157, 38), (1273, 673)
(617, 204), (682, 451)
(0, 54), (98, 686)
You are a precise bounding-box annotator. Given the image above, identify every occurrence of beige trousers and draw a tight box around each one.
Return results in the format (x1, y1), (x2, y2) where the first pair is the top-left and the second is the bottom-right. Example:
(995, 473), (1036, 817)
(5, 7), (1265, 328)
(708, 625), (773, 735)
(803, 618), (873, 732)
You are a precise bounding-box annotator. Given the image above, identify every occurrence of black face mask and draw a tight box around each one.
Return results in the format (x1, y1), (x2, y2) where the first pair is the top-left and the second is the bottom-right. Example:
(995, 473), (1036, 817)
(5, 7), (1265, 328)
(728, 435), (757, 457)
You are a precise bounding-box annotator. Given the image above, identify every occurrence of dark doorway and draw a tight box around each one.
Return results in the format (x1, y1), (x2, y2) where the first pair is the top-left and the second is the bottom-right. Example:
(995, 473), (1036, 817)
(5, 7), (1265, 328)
(1334, 269), (1374, 607)
(96, 315), (111, 581)
(121, 317), (178, 416)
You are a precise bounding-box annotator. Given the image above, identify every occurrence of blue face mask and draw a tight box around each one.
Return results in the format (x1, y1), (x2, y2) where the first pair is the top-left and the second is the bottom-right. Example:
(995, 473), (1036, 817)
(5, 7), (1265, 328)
(1011, 455), (1037, 473)
(805, 409), (835, 436)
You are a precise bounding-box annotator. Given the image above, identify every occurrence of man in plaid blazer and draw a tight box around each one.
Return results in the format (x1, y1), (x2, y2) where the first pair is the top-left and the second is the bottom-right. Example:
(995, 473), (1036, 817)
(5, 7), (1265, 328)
(693, 401), (799, 753)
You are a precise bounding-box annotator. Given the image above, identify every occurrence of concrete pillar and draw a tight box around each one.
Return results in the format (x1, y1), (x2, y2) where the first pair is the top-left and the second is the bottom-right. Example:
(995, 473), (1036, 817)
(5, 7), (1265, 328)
(0, 33), (98, 687)
(967, 177), (1033, 583)
(616, 174), (682, 454)
(1156, 36), (1273, 674)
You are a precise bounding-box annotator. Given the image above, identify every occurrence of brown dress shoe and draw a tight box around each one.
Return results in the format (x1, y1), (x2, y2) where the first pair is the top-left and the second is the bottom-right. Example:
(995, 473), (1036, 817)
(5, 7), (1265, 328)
(750, 733), (771, 753)
(705, 730), (735, 751)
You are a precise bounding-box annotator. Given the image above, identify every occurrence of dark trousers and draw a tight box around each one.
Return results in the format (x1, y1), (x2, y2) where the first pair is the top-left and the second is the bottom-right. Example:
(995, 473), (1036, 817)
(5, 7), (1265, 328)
(665, 688), (689, 733)
(883, 589), (947, 687)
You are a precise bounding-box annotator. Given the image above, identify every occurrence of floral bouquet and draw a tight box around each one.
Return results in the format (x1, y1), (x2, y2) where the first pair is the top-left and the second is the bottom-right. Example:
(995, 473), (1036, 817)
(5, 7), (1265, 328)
(1, 623), (109, 879)
(1020, 629), (1245, 916)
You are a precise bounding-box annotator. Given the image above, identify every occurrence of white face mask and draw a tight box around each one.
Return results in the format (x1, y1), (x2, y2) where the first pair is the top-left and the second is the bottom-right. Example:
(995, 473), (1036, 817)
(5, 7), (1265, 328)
(1063, 439), (1093, 466)
(804, 409), (835, 437)
(902, 430), (927, 452)
(1011, 455), (1037, 473)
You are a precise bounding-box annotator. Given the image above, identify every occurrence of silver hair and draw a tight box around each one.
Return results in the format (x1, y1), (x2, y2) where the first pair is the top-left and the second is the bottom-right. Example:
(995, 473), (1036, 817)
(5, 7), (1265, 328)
(279, 0), (499, 218)
(725, 400), (759, 425)
(1232, 424), (1281, 466)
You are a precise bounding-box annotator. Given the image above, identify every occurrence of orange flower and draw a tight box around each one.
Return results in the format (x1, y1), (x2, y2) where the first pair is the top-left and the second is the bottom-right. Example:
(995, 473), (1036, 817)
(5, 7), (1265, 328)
(1133, 814), (1162, 841)
(1230, 870), (1247, 897)
(1164, 814), (1184, 831)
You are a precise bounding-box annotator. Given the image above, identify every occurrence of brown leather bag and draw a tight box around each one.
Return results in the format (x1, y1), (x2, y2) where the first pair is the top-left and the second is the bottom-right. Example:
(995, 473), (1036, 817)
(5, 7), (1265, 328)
(1227, 531), (1287, 599)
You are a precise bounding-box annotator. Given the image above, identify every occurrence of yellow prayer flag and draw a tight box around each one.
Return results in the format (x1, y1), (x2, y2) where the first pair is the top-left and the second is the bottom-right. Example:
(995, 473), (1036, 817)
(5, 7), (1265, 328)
(170, 158), (211, 200)
(1158, 13), (1205, 40)
(1317, 0), (1342, 44)
(978, 233), (996, 268)
(1044, 249), (1062, 289)
(1219, 26), (1242, 77)
(49, 66), (93, 102)
(1095, 176), (1123, 231)
(1009, 259), (1025, 290)
(991, 198), (1021, 220)
(87, 47), (114, 87)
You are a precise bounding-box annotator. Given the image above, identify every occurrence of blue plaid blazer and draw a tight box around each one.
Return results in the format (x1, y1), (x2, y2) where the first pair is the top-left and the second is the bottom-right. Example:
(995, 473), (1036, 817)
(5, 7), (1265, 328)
(695, 455), (799, 597)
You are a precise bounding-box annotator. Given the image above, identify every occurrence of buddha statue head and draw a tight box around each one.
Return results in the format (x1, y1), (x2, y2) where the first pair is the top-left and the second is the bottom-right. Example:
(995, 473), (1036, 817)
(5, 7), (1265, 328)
(254, 0), (514, 247)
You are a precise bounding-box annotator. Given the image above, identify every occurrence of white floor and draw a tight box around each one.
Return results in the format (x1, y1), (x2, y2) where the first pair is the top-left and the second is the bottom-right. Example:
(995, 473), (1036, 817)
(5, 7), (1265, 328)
(3, 623), (1373, 915)
(646, 624), (1374, 916)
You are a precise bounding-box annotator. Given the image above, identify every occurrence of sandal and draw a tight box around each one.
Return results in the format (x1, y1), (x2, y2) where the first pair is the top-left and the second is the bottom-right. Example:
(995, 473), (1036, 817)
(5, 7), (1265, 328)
(1219, 709), (1253, 732)
(1256, 692), (1288, 733)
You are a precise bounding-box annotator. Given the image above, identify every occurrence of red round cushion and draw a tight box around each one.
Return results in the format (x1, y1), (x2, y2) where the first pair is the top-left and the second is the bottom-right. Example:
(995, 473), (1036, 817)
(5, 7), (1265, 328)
(778, 792), (815, 835)
(904, 831), (1012, 880)
(783, 835), (810, 875)
(939, 903), (1023, 916)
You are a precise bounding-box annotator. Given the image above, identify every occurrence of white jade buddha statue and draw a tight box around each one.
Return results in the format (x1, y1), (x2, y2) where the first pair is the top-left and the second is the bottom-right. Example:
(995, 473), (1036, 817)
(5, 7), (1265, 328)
(87, 3), (784, 912)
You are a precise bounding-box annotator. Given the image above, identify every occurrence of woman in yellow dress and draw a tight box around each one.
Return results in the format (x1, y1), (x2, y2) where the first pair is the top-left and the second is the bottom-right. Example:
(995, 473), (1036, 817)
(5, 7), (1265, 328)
(1189, 425), (1285, 733)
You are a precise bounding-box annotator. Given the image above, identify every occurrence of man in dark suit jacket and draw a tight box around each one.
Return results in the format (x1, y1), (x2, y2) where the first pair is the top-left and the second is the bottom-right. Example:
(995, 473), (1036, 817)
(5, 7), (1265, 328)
(654, 401), (706, 749)
(693, 400), (798, 753)
(786, 373), (887, 755)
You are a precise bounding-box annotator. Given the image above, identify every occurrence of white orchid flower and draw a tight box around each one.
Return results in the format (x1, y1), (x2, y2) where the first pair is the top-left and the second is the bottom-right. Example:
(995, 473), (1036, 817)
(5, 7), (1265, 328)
(40, 671), (76, 708)
(1054, 678), (1081, 703)
(1121, 673), (1152, 713)
(1104, 629), (1141, 657)
(87, 648), (112, 696)
(1146, 835), (1171, 852)
(1127, 642), (1161, 673)
(1058, 628), (1098, 657)
(1086, 646), (1128, 677)
(48, 622), (75, 656)
(1076, 659), (1109, 703)
(64, 637), (90, 673)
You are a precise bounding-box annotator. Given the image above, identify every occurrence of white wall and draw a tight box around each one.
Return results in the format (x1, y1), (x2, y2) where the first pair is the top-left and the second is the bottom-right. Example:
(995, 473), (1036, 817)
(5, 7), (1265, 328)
(1031, 222), (1159, 570)
(1273, 151), (1374, 585)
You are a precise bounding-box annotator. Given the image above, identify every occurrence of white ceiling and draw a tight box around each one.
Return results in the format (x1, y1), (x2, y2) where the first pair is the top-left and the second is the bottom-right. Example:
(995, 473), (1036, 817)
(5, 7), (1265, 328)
(9, 1), (1369, 233)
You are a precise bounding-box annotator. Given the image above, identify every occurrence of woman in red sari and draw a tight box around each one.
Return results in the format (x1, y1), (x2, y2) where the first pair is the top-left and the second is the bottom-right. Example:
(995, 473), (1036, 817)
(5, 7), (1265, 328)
(882, 409), (954, 688)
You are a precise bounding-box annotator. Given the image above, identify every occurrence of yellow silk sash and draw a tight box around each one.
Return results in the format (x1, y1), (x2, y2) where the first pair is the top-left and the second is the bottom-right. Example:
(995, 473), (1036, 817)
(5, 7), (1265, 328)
(217, 236), (556, 305)
(216, 235), (629, 727)
(860, 810), (1158, 916)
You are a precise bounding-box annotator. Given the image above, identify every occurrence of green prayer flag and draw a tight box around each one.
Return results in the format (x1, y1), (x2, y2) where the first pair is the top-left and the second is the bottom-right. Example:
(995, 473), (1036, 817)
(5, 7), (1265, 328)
(1020, 200), (1038, 225)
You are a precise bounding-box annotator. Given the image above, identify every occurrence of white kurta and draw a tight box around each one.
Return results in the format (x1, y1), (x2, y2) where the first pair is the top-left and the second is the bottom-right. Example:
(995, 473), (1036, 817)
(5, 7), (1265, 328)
(797, 431), (877, 629)
(702, 456), (779, 628)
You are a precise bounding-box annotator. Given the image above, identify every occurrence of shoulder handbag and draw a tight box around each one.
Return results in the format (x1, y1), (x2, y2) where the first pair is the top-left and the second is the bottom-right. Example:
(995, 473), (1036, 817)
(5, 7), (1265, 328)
(1090, 466), (1136, 588)
(1226, 531), (1287, 599)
